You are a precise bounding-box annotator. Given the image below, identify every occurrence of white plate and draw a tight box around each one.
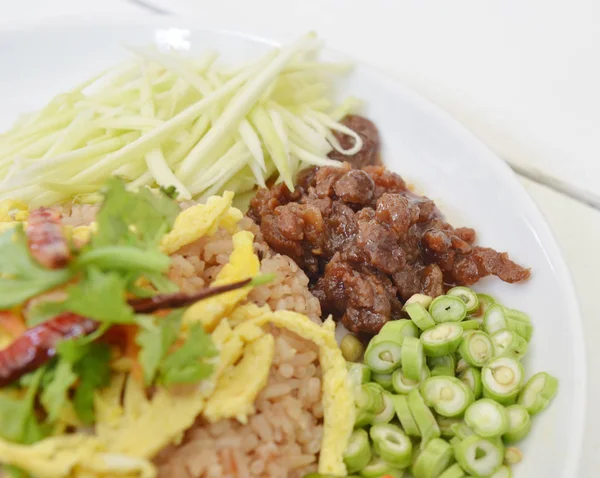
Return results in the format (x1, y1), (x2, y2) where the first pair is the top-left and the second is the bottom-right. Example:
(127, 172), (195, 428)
(0, 22), (586, 477)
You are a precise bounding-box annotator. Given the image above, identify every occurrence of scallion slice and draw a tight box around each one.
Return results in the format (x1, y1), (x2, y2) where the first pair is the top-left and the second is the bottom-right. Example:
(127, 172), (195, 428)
(392, 394), (420, 437)
(503, 404), (532, 443)
(420, 376), (474, 417)
(429, 295), (467, 323)
(405, 302), (436, 331)
(343, 428), (372, 474)
(407, 389), (441, 442)
(370, 423), (413, 468)
(517, 372), (558, 415)
(464, 398), (509, 437)
(402, 336), (425, 381)
(459, 367), (483, 399)
(458, 330), (494, 367)
(412, 438), (454, 478)
(447, 286), (479, 313)
(491, 329), (528, 359)
(364, 336), (403, 373)
(453, 434), (504, 477)
(483, 304), (508, 336)
(482, 356), (525, 405)
(421, 322), (463, 357)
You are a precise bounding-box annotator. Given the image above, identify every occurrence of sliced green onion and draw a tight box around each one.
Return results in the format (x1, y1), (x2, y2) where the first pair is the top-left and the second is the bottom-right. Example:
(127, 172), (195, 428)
(438, 463), (467, 478)
(402, 336), (425, 381)
(430, 365), (455, 377)
(437, 416), (462, 438)
(407, 389), (441, 442)
(392, 367), (429, 395)
(504, 447), (523, 465)
(474, 293), (496, 318)
(505, 310), (533, 342)
(429, 295), (467, 323)
(464, 399), (509, 437)
(355, 408), (375, 428)
(392, 394), (421, 437)
(490, 465), (513, 478)
(364, 336), (403, 373)
(372, 392), (396, 425)
(412, 438), (453, 478)
(378, 319), (420, 344)
(453, 434), (504, 477)
(491, 329), (528, 359)
(355, 383), (385, 414)
(405, 302), (436, 331)
(372, 372), (394, 392)
(455, 358), (469, 375)
(428, 354), (455, 371)
(370, 423), (413, 468)
(341, 334), (365, 362)
(420, 376), (474, 417)
(359, 456), (401, 478)
(517, 372), (558, 415)
(421, 323), (463, 357)
(447, 286), (479, 313)
(503, 404), (531, 443)
(404, 293), (433, 309)
(450, 422), (475, 440)
(458, 331), (494, 367)
(482, 357), (525, 405)
(483, 305), (508, 336)
(343, 429), (372, 474)
(459, 367), (483, 399)
(460, 319), (482, 331)
(347, 362), (372, 388)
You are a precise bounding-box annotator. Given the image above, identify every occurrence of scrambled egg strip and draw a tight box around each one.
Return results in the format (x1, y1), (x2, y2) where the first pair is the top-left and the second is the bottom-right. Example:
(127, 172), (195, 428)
(182, 230), (260, 331)
(0, 434), (155, 478)
(204, 334), (275, 424)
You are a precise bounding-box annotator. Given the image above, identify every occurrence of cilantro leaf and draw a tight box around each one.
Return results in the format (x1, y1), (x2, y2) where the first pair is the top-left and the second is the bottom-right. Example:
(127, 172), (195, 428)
(158, 323), (218, 386)
(0, 367), (47, 445)
(40, 360), (77, 422)
(93, 178), (180, 248)
(68, 342), (111, 425)
(26, 300), (66, 327)
(0, 226), (71, 309)
(136, 311), (182, 385)
(61, 268), (134, 324)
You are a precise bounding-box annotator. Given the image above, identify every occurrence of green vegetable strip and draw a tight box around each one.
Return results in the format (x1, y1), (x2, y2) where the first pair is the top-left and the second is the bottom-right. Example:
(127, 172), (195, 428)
(482, 356), (525, 405)
(364, 336), (403, 373)
(392, 368), (422, 395)
(377, 319), (420, 344)
(458, 331), (494, 367)
(412, 438), (453, 478)
(401, 336), (425, 381)
(371, 392), (396, 424)
(460, 319), (482, 331)
(429, 295), (467, 323)
(453, 435), (504, 477)
(438, 463), (467, 478)
(391, 394), (420, 437)
(420, 376), (474, 417)
(358, 457), (399, 478)
(459, 367), (483, 399)
(343, 429), (372, 474)
(407, 389), (441, 442)
(420, 323), (463, 357)
(372, 372), (394, 392)
(474, 293), (496, 317)
(447, 286), (479, 313)
(483, 305), (508, 336)
(503, 405), (532, 443)
(517, 372), (558, 415)
(355, 383), (385, 414)
(370, 423), (412, 468)
(491, 329), (528, 359)
(464, 399), (509, 437)
(405, 302), (436, 331)
(436, 416), (462, 438)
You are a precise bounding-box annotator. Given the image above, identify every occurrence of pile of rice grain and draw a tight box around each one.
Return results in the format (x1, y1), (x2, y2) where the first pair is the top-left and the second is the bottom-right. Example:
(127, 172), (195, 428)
(59, 205), (325, 478)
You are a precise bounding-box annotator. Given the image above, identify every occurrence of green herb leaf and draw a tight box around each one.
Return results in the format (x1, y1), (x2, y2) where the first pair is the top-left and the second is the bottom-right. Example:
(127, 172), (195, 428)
(40, 360), (77, 422)
(0, 367), (47, 444)
(69, 342), (112, 425)
(0, 226), (71, 309)
(61, 268), (134, 324)
(26, 300), (66, 327)
(136, 311), (182, 385)
(93, 178), (180, 249)
(159, 323), (218, 386)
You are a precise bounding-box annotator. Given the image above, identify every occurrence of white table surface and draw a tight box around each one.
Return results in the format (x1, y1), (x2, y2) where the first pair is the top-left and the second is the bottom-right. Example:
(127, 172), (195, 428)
(2, 0), (600, 475)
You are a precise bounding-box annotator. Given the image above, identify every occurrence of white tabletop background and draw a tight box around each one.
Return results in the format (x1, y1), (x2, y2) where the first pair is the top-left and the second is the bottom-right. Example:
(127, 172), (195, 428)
(2, 0), (599, 475)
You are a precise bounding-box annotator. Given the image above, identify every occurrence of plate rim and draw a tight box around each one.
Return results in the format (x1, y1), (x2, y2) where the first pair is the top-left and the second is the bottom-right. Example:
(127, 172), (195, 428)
(0, 17), (588, 475)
